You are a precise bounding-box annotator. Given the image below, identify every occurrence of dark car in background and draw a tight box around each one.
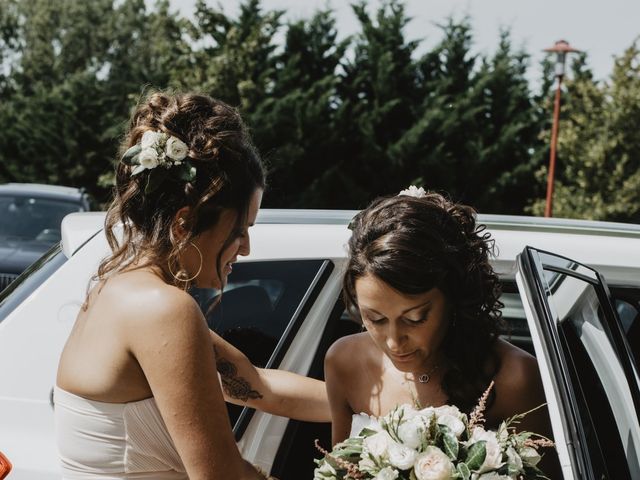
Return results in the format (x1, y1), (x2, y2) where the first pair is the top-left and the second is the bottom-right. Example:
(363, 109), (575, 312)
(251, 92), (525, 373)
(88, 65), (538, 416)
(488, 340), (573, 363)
(0, 183), (91, 291)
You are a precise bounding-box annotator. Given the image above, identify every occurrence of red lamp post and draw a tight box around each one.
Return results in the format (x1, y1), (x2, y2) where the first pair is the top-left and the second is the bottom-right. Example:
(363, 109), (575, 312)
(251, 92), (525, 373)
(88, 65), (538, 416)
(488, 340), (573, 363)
(543, 40), (581, 217)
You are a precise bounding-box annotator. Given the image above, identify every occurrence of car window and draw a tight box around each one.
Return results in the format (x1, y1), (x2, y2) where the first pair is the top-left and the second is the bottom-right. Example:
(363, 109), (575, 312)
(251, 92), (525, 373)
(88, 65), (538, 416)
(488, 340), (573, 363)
(0, 244), (68, 323)
(190, 259), (331, 430)
(0, 195), (84, 243)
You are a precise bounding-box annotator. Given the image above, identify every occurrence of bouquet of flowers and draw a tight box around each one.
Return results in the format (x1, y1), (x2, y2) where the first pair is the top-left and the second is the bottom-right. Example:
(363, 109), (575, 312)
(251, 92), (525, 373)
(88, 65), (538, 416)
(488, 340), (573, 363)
(314, 383), (553, 480)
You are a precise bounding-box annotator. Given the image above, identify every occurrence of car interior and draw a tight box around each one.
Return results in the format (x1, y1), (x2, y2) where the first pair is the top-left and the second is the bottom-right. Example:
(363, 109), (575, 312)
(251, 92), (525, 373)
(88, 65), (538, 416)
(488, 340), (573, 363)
(197, 260), (640, 479)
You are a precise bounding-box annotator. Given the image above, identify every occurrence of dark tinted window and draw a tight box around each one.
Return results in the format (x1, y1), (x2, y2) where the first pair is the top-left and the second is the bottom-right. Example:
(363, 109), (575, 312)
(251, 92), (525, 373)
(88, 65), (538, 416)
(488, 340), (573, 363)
(0, 195), (84, 243)
(191, 259), (331, 429)
(0, 244), (67, 323)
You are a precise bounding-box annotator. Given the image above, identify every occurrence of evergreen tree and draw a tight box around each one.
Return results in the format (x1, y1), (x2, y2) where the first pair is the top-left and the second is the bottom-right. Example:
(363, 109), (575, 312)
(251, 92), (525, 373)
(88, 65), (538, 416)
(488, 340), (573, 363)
(530, 43), (640, 222)
(249, 9), (349, 207)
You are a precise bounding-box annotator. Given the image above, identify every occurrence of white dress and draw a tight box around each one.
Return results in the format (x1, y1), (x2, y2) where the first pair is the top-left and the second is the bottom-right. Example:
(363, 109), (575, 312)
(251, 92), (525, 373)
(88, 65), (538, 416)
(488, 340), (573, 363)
(54, 386), (186, 479)
(349, 412), (379, 437)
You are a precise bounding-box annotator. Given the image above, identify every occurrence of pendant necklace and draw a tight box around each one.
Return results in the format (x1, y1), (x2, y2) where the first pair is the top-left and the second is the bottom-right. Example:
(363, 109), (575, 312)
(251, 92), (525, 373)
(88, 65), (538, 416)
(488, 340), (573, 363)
(418, 363), (440, 383)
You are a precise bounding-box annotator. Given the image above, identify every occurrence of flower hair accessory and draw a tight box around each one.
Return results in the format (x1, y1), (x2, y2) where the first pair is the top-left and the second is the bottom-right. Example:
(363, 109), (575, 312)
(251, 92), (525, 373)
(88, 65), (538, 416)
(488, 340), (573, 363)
(121, 131), (196, 194)
(398, 185), (427, 198)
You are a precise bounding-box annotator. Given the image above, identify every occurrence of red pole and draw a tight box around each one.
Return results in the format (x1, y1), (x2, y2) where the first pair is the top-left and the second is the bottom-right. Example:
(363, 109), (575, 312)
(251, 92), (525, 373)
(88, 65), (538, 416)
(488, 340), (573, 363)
(544, 74), (563, 218)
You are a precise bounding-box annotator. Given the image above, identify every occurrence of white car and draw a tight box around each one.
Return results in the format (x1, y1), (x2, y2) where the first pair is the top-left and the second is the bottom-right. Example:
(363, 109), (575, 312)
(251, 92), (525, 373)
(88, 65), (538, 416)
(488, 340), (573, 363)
(0, 210), (638, 479)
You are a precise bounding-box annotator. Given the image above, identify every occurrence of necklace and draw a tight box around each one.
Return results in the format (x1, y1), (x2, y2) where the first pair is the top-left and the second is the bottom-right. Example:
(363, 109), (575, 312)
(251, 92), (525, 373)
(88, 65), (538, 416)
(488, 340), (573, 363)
(418, 363), (440, 383)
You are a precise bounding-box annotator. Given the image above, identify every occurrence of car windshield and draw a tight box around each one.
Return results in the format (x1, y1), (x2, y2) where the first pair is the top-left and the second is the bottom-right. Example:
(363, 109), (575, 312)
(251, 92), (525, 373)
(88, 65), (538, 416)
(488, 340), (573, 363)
(0, 194), (83, 243)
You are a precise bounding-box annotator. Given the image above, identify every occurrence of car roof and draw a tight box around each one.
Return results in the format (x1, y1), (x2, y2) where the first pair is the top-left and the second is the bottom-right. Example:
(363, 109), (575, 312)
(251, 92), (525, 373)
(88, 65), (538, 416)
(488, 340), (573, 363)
(61, 209), (640, 286)
(0, 182), (86, 201)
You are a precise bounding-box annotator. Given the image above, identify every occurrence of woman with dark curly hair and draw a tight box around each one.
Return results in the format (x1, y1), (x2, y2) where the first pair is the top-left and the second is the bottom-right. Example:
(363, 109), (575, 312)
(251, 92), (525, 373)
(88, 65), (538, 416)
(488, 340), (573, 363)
(325, 188), (554, 455)
(55, 92), (328, 479)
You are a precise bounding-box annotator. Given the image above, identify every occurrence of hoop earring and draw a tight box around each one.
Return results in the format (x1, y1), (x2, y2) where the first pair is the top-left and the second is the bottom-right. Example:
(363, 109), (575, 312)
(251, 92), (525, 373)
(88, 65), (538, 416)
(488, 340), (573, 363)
(168, 241), (203, 283)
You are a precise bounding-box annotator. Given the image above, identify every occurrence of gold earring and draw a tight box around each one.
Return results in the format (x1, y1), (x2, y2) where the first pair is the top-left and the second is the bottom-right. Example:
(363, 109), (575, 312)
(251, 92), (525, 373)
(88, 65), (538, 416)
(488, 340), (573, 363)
(168, 241), (203, 283)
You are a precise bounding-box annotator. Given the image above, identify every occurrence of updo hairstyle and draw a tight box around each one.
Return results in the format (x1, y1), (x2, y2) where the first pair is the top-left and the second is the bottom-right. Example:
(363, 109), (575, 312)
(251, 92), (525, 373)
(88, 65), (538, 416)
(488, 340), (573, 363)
(97, 92), (266, 287)
(343, 192), (503, 412)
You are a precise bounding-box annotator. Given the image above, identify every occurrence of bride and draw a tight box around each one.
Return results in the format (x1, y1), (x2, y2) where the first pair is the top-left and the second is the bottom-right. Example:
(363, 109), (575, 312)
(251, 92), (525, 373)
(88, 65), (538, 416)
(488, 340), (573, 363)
(324, 187), (560, 474)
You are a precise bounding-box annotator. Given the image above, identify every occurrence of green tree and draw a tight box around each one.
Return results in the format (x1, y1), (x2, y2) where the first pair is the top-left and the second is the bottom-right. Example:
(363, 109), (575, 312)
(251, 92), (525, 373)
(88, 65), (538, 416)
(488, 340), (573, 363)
(250, 9), (350, 207)
(184, 0), (281, 111)
(529, 42), (640, 222)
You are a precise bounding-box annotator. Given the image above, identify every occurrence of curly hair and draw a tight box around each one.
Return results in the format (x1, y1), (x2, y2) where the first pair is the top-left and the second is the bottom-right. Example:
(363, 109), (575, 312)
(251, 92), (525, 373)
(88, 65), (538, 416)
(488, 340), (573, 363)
(343, 192), (503, 412)
(96, 91), (266, 289)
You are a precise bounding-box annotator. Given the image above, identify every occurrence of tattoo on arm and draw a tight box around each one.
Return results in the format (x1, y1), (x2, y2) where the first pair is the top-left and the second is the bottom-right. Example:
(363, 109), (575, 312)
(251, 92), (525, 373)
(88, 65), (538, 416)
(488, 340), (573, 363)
(214, 347), (263, 401)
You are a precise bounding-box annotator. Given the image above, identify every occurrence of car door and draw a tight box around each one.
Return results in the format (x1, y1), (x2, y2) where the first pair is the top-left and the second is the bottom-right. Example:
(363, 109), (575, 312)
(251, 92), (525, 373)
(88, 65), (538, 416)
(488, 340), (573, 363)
(516, 246), (640, 480)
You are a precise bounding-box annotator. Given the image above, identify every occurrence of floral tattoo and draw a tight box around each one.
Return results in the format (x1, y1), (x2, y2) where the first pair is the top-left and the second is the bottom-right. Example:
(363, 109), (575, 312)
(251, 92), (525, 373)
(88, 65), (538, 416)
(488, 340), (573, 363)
(214, 347), (263, 401)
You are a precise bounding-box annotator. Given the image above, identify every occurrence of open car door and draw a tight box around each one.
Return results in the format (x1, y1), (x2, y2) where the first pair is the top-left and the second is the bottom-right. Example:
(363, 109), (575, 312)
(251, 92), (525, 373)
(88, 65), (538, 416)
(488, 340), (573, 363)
(516, 246), (640, 480)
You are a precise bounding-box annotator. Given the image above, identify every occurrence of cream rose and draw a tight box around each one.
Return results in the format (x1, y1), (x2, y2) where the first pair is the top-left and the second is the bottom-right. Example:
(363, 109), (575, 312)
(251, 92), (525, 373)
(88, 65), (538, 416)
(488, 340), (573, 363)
(140, 130), (163, 149)
(475, 473), (511, 479)
(363, 430), (393, 459)
(413, 446), (455, 480)
(437, 414), (466, 438)
(388, 441), (418, 470)
(138, 148), (159, 170)
(166, 136), (189, 161)
(468, 428), (504, 473)
(397, 415), (428, 449)
(373, 467), (399, 480)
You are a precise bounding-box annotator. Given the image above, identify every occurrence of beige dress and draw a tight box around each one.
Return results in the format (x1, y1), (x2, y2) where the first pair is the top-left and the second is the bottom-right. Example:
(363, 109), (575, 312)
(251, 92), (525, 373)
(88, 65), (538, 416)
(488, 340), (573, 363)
(54, 386), (186, 479)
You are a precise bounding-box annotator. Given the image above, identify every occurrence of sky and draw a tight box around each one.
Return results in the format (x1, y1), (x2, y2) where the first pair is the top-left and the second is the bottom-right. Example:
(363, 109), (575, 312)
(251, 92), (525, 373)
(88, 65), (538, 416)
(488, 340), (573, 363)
(169, 0), (640, 86)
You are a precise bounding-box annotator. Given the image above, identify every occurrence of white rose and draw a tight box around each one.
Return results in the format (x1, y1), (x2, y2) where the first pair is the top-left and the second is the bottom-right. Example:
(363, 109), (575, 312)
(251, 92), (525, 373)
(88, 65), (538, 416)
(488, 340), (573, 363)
(388, 441), (418, 470)
(505, 446), (523, 472)
(363, 430), (393, 459)
(140, 130), (163, 149)
(434, 405), (465, 421)
(373, 467), (399, 480)
(519, 446), (541, 467)
(413, 446), (455, 480)
(138, 148), (159, 169)
(437, 414), (466, 438)
(166, 136), (189, 161)
(314, 461), (337, 479)
(468, 428), (504, 473)
(397, 416), (428, 449)
(351, 413), (382, 436)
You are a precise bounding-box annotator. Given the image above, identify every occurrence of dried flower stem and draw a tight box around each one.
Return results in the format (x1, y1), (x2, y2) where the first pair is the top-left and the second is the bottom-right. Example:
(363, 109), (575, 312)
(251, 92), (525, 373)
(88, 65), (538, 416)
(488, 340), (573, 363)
(468, 380), (494, 430)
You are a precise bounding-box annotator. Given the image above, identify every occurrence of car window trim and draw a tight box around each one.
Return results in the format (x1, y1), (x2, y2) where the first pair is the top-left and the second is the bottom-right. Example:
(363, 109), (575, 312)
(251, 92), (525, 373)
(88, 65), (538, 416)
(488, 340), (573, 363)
(232, 259), (334, 440)
(517, 247), (590, 479)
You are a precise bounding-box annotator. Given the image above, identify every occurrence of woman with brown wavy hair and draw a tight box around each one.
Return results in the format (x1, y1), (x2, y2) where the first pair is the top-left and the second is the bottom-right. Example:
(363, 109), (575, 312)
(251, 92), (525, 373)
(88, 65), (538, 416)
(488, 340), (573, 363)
(55, 92), (327, 479)
(325, 188), (557, 469)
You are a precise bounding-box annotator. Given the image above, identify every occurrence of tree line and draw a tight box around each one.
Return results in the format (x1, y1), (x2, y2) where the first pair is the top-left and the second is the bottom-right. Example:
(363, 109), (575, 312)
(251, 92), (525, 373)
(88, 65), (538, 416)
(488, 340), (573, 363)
(0, 0), (639, 221)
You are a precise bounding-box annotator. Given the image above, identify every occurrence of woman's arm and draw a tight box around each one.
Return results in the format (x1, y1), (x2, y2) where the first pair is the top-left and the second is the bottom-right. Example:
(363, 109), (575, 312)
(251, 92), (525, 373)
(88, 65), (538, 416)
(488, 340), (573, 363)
(209, 330), (330, 422)
(324, 337), (356, 445)
(127, 289), (266, 480)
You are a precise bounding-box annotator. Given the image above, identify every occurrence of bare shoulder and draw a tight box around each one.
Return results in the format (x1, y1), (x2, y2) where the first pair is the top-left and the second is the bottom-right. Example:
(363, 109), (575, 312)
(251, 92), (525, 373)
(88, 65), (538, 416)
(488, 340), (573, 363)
(325, 332), (370, 374)
(488, 338), (546, 424)
(493, 338), (540, 388)
(97, 271), (204, 341)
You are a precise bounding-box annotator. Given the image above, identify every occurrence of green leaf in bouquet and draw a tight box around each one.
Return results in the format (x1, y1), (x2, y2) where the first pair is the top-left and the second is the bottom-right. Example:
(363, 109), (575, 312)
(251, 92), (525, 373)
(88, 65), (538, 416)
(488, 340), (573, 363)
(121, 144), (142, 165)
(441, 427), (459, 460)
(464, 440), (487, 471)
(359, 427), (379, 437)
(456, 462), (471, 480)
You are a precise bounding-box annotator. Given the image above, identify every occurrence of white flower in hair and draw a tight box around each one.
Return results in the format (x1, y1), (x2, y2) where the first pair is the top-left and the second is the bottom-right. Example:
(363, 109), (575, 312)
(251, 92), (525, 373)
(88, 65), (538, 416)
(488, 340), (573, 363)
(140, 130), (164, 149)
(121, 130), (196, 194)
(166, 136), (189, 162)
(398, 185), (427, 198)
(138, 148), (159, 170)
